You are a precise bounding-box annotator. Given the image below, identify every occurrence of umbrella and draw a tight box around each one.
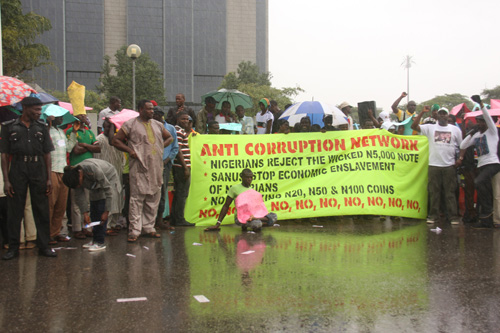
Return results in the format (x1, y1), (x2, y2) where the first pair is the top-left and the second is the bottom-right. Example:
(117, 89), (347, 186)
(57, 101), (93, 114)
(38, 92), (59, 104)
(450, 103), (471, 116)
(279, 101), (348, 128)
(491, 99), (500, 109)
(201, 89), (253, 111)
(108, 109), (139, 130)
(0, 76), (37, 107)
(464, 108), (500, 120)
(41, 104), (79, 127)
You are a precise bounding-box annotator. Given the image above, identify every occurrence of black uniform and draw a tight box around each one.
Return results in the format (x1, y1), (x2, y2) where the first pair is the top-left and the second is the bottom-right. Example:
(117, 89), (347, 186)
(0, 118), (54, 250)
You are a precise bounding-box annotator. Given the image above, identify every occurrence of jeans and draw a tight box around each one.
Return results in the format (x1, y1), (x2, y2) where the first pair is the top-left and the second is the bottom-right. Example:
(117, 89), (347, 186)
(157, 160), (172, 220)
(475, 163), (500, 217)
(171, 166), (190, 225)
(90, 199), (107, 245)
(428, 166), (458, 220)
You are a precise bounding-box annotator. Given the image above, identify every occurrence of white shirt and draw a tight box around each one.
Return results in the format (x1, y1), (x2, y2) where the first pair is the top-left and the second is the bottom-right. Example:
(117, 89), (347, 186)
(97, 107), (120, 128)
(420, 123), (462, 167)
(460, 107), (500, 168)
(255, 111), (273, 134)
(239, 116), (254, 135)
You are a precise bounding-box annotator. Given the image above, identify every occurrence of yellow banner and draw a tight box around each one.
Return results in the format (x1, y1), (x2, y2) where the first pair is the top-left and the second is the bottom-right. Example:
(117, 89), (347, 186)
(67, 80), (85, 115)
(186, 130), (429, 225)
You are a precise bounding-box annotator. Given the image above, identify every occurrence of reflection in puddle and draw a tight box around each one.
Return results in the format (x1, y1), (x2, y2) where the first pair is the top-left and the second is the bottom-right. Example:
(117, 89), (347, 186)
(187, 222), (427, 331)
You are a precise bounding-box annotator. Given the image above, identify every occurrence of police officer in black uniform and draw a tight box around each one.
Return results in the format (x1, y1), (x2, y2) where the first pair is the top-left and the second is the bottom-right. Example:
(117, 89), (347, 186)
(0, 97), (56, 260)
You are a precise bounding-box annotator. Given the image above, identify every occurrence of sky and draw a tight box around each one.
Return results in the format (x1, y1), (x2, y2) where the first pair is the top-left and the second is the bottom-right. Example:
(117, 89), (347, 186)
(268, 0), (500, 111)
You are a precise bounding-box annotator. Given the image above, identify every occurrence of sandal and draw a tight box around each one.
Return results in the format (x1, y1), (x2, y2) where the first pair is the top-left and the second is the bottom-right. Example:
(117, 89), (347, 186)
(145, 232), (161, 238)
(73, 231), (86, 239)
(106, 230), (119, 236)
(127, 236), (138, 243)
(55, 235), (70, 242)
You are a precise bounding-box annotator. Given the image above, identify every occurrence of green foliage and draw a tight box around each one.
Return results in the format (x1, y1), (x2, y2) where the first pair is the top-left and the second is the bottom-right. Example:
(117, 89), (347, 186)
(48, 89), (106, 114)
(219, 61), (303, 114)
(98, 46), (166, 109)
(1, 0), (52, 77)
(417, 93), (472, 112)
(482, 85), (500, 101)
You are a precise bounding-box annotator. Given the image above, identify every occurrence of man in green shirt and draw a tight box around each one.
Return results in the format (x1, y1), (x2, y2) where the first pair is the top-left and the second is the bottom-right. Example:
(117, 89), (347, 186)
(205, 169), (277, 232)
(66, 115), (101, 239)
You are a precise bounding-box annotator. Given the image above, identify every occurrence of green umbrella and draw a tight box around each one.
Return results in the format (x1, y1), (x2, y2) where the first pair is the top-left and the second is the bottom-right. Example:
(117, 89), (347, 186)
(41, 104), (79, 127)
(201, 89), (253, 111)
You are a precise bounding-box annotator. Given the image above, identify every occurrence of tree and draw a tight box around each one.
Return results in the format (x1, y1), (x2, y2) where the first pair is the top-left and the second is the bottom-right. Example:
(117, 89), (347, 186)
(219, 61), (303, 114)
(98, 46), (166, 109)
(418, 93), (472, 112)
(482, 85), (500, 101)
(1, 0), (52, 77)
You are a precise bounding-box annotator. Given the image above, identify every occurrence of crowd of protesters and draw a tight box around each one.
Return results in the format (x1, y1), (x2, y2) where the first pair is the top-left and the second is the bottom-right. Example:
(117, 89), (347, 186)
(0, 90), (499, 260)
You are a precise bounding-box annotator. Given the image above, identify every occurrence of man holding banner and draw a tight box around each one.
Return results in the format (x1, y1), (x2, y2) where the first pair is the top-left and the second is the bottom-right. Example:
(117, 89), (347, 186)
(412, 106), (462, 224)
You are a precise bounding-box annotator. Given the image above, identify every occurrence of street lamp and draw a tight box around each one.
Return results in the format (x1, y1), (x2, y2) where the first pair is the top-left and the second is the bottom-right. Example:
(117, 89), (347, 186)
(126, 44), (142, 109)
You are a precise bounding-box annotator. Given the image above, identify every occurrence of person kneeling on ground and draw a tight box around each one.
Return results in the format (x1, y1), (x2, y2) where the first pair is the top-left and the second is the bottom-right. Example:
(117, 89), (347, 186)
(205, 169), (277, 232)
(62, 159), (121, 251)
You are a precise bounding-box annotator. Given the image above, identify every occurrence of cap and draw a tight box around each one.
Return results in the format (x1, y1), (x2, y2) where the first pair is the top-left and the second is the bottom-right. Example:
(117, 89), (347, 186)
(21, 97), (43, 107)
(437, 107), (449, 115)
(259, 98), (270, 109)
(153, 106), (164, 115)
(378, 111), (390, 122)
(431, 104), (440, 112)
(150, 100), (158, 107)
(338, 102), (352, 110)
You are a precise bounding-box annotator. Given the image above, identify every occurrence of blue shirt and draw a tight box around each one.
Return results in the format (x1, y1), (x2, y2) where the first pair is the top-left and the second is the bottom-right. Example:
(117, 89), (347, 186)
(163, 122), (179, 161)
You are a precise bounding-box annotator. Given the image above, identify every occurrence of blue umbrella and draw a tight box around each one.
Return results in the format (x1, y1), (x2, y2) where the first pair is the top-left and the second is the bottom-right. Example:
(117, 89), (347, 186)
(41, 104), (78, 127)
(279, 101), (348, 128)
(38, 92), (59, 104)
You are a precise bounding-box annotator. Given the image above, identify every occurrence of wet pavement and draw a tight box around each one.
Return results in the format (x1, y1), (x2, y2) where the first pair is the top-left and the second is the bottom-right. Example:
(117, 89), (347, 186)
(1, 217), (500, 332)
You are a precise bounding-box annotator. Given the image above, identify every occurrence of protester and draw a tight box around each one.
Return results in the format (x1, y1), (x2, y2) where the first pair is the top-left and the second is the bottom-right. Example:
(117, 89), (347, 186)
(298, 116), (312, 132)
(152, 107), (179, 230)
(236, 105), (255, 135)
(62, 159), (121, 251)
(215, 101), (237, 124)
(277, 119), (290, 134)
(205, 169), (277, 232)
(112, 100), (173, 241)
(458, 97), (500, 228)
(0, 97), (56, 260)
(338, 102), (354, 130)
(270, 100), (283, 133)
(93, 118), (125, 234)
(391, 92), (417, 135)
(422, 104), (440, 125)
(322, 115), (337, 132)
(256, 98), (273, 134)
(47, 115), (76, 244)
(196, 96), (217, 134)
(207, 121), (220, 134)
(97, 96), (121, 134)
(171, 112), (194, 226)
(66, 113), (101, 240)
(412, 106), (462, 224)
(166, 93), (196, 128)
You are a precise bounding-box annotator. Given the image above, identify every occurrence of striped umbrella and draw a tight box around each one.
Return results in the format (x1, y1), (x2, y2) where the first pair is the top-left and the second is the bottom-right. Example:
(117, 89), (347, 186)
(279, 101), (348, 127)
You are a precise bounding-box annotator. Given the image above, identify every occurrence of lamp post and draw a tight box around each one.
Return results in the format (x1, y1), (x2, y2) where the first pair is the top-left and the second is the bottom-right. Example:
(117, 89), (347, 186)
(126, 44), (142, 109)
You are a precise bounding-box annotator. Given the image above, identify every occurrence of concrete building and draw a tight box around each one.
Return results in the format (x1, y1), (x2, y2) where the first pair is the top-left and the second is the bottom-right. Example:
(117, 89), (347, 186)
(21, 0), (268, 104)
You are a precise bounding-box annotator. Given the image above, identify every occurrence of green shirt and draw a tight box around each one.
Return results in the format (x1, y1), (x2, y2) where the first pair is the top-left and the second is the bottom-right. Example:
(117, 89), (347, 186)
(227, 183), (251, 199)
(66, 127), (96, 166)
